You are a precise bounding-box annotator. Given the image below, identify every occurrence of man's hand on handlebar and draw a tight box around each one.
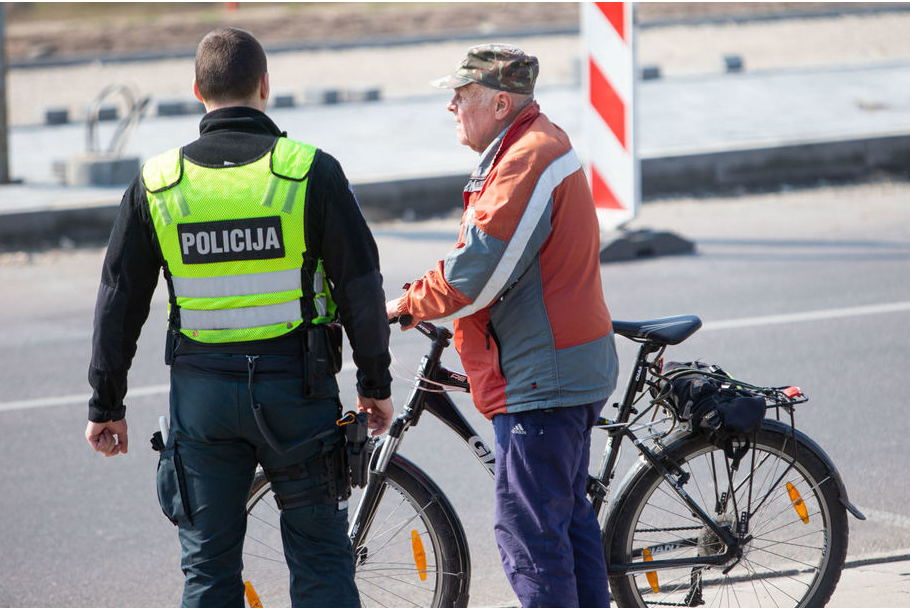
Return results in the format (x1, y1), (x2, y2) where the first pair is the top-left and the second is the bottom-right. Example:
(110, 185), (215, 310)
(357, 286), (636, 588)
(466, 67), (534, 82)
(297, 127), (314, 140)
(386, 298), (416, 330)
(357, 395), (394, 436)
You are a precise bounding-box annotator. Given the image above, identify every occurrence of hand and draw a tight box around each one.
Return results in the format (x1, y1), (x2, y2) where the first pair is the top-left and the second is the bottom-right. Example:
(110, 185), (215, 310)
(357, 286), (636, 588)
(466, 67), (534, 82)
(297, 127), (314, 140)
(85, 418), (129, 457)
(385, 298), (402, 319)
(386, 298), (416, 330)
(357, 395), (393, 436)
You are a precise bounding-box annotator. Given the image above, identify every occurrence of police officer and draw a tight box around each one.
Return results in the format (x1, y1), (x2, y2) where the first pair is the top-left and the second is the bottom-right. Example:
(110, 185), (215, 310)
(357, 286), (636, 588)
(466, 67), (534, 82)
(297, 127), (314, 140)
(84, 28), (392, 608)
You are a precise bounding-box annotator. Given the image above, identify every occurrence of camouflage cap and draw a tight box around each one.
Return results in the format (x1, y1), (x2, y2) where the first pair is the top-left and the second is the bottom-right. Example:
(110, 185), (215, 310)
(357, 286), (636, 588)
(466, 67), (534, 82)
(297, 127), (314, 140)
(430, 43), (539, 94)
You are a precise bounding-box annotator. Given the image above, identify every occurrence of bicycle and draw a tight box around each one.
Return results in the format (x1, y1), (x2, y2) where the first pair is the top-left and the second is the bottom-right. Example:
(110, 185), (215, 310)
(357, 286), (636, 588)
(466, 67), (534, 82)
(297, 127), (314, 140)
(241, 314), (865, 608)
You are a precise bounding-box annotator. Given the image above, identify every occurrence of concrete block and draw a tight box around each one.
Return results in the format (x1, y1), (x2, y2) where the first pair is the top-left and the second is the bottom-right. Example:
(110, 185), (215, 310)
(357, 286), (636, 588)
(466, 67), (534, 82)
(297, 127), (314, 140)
(96, 105), (118, 121)
(45, 108), (70, 125)
(346, 87), (382, 103)
(641, 65), (661, 80)
(157, 99), (205, 117)
(305, 88), (340, 105)
(724, 55), (744, 73)
(273, 93), (296, 108)
(65, 154), (140, 187)
(157, 100), (187, 116)
(600, 229), (695, 263)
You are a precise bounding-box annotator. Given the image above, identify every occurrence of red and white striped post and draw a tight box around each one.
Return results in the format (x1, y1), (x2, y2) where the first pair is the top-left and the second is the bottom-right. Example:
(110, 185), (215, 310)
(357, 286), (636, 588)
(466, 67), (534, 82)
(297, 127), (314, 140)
(583, 2), (638, 234)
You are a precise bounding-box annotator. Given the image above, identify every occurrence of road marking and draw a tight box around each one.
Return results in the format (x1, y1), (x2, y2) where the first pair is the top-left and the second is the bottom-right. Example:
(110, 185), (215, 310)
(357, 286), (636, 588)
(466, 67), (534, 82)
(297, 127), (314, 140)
(3, 301), (909, 414)
(0, 362), (357, 413)
(701, 300), (910, 332)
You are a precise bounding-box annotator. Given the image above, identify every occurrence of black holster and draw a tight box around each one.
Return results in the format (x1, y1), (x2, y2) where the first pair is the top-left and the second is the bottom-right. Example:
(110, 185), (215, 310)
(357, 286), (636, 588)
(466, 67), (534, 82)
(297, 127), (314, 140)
(344, 411), (373, 488)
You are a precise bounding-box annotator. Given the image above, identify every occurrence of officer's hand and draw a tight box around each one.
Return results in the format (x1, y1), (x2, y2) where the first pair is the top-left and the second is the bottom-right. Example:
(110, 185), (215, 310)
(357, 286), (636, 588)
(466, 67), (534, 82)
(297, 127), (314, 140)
(357, 396), (393, 436)
(85, 418), (129, 457)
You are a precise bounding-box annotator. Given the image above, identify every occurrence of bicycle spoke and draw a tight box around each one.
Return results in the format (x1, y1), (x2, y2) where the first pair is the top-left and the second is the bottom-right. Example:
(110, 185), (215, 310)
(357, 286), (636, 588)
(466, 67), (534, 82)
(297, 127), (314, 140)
(357, 573), (437, 607)
(612, 425), (846, 608)
(243, 534), (287, 560)
(247, 509), (283, 535)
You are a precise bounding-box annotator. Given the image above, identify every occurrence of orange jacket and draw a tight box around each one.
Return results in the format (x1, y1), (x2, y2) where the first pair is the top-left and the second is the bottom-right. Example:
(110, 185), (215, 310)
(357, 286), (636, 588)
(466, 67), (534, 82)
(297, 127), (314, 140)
(396, 102), (618, 418)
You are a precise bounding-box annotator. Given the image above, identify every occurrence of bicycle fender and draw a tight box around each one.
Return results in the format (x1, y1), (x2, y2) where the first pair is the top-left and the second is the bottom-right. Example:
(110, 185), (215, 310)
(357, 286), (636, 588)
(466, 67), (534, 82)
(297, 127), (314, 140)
(601, 448), (666, 560)
(760, 419), (866, 521)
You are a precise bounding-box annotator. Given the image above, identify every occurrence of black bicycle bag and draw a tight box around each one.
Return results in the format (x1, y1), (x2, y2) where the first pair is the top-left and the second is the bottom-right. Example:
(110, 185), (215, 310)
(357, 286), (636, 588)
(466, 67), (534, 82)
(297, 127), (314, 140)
(658, 361), (766, 447)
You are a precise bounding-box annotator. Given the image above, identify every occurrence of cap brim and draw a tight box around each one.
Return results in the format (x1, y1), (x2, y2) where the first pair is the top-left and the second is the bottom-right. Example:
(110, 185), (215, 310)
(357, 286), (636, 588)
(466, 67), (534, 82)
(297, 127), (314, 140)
(429, 74), (473, 89)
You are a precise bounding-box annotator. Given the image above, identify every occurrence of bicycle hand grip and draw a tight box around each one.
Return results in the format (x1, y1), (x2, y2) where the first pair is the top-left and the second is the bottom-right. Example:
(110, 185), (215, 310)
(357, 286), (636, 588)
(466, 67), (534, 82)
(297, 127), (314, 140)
(389, 315), (414, 327)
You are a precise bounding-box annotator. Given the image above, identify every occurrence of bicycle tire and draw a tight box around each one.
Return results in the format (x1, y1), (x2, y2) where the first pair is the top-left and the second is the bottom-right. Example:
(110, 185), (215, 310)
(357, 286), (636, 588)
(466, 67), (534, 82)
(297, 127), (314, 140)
(242, 454), (471, 608)
(605, 420), (848, 608)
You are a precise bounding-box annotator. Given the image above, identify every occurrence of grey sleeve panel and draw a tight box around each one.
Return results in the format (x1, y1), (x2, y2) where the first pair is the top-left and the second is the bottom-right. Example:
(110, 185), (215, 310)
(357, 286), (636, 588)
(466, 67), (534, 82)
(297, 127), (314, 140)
(440, 196), (553, 307)
(436, 149), (580, 324)
(441, 218), (508, 302)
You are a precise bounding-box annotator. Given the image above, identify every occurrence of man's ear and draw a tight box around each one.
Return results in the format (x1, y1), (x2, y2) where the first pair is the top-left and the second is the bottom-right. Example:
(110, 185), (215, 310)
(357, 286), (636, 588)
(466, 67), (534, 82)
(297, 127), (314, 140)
(493, 91), (513, 120)
(260, 73), (270, 102)
(192, 78), (204, 103)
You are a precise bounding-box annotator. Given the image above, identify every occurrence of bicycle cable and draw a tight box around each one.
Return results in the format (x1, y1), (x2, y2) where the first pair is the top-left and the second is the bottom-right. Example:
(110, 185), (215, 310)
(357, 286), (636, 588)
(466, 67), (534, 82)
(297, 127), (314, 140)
(388, 348), (468, 394)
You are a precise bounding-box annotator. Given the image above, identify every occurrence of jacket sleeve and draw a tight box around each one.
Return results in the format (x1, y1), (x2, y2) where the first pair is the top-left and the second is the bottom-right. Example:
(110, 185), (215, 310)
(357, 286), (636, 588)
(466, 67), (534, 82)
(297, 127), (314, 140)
(306, 152), (391, 399)
(398, 150), (557, 323)
(87, 177), (162, 422)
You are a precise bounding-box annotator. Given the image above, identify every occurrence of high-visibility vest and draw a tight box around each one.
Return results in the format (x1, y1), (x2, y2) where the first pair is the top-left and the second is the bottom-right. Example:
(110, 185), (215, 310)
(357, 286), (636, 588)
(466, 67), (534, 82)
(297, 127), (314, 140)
(142, 137), (336, 344)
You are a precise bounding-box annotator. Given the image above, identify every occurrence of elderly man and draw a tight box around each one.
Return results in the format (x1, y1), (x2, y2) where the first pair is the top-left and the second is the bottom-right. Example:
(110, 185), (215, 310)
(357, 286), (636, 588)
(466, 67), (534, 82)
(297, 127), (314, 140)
(387, 44), (618, 608)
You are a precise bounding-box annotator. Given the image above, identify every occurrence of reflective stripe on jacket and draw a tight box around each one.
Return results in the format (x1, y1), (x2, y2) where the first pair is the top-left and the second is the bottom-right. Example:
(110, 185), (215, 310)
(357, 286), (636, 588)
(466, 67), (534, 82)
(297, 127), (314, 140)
(398, 102), (618, 418)
(142, 137), (336, 344)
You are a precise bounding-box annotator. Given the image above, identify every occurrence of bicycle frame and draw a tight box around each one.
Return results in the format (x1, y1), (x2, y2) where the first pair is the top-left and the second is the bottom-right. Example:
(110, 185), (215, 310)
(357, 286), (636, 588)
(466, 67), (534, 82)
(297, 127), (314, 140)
(349, 322), (494, 547)
(351, 319), (840, 576)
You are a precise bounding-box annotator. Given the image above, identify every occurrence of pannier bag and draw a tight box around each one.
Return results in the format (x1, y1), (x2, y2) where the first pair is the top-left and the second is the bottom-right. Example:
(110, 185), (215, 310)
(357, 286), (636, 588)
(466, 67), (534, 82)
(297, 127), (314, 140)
(656, 361), (766, 451)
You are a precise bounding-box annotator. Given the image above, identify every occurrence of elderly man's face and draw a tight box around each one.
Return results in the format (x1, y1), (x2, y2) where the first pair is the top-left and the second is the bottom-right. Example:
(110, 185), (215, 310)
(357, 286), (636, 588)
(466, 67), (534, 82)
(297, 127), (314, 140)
(447, 83), (502, 153)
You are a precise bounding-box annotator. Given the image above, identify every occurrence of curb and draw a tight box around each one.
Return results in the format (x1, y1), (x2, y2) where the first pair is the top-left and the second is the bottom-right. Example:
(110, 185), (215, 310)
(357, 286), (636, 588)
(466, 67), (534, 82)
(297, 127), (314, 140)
(3, 132), (910, 249)
(641, 132), (910, 197)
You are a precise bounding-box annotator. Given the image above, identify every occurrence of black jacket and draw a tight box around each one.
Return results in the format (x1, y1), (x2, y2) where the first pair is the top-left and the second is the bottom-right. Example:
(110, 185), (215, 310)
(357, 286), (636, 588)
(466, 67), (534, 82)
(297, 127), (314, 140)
(87, 107), (391, 422)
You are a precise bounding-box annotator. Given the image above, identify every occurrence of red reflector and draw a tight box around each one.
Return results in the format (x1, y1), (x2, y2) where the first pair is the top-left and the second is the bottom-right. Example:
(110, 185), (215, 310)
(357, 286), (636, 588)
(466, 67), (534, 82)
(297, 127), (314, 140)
(783, 386), (803, 399)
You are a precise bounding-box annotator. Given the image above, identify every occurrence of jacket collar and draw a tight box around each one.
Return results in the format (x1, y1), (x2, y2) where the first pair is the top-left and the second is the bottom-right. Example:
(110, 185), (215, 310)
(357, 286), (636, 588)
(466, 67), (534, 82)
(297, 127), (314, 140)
(471, 101), (541, 180)
(198, 106), (284, 138)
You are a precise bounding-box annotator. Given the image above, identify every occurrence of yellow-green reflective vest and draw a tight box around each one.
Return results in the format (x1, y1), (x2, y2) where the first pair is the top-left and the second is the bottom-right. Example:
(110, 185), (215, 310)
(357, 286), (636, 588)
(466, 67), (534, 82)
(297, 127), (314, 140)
(142, 137), (336, 344)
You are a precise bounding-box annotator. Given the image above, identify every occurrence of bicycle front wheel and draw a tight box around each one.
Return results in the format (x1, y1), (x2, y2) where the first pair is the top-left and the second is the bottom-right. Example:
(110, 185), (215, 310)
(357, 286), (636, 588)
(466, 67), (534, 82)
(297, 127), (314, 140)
(242, 454), (470, 608)
(606, 421), (848, 608)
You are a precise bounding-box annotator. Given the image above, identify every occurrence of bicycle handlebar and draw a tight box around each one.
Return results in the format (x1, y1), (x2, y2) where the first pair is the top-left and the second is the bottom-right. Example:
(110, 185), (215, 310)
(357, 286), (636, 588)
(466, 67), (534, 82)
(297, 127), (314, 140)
(389, 316), (450, 341)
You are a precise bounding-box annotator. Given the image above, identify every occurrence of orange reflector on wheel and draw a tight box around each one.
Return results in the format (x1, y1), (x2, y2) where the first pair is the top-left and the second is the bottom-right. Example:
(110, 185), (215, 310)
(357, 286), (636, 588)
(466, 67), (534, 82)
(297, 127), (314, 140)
(411, 529), (428, 581)
(642, 547), (660, 593)
(787, 482), (810, 524)
(244, 581), (263, 608)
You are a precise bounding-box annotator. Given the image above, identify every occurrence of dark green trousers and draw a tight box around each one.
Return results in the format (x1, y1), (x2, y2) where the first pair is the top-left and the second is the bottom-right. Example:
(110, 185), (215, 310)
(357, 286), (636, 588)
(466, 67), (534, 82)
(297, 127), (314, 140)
(156, 354), (359, 608)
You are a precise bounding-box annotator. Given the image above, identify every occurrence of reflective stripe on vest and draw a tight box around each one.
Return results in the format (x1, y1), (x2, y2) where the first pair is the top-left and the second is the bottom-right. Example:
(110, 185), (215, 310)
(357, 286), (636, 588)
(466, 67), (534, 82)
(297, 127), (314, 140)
(142, 138), (332, 344)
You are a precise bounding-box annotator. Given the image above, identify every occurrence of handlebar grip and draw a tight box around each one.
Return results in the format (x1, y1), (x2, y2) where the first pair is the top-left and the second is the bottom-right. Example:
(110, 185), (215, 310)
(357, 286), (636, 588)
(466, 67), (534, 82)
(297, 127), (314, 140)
(389, 315), (414, 327)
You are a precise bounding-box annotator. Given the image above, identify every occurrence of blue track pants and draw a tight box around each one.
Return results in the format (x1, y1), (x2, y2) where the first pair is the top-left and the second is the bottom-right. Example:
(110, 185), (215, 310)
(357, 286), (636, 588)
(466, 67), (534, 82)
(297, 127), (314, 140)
(492, 401), (610, 608)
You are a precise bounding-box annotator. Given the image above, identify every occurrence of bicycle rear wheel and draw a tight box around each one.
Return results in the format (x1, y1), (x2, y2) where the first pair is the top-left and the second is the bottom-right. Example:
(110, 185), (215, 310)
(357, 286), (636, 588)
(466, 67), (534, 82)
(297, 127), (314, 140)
(243, 454), (470, 608)
(606, 421), (848, 608)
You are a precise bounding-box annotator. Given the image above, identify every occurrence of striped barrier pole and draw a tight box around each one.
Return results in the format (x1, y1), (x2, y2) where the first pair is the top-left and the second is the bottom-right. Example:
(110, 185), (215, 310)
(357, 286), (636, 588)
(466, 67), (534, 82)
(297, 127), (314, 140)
(583, 2), (639, 234)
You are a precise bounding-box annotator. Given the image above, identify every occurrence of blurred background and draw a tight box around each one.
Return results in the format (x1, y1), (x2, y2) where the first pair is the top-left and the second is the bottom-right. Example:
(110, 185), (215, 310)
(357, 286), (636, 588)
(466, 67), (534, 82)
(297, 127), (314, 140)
(1, 3), (909, 608)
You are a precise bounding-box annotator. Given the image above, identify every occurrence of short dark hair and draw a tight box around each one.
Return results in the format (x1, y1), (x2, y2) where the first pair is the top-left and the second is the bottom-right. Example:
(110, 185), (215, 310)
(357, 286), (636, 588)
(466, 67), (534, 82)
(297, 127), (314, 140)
(195, 28), (267, 102)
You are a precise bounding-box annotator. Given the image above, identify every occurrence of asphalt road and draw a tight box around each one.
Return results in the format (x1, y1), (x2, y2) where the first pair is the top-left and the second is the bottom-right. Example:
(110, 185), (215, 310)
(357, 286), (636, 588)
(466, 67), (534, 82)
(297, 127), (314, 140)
(0, 179), (908, 607)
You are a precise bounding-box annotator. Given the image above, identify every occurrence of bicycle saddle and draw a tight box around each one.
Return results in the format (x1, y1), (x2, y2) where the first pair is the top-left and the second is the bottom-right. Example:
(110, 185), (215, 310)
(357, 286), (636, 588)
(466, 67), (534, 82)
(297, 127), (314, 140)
(612, 315), (702, 345)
